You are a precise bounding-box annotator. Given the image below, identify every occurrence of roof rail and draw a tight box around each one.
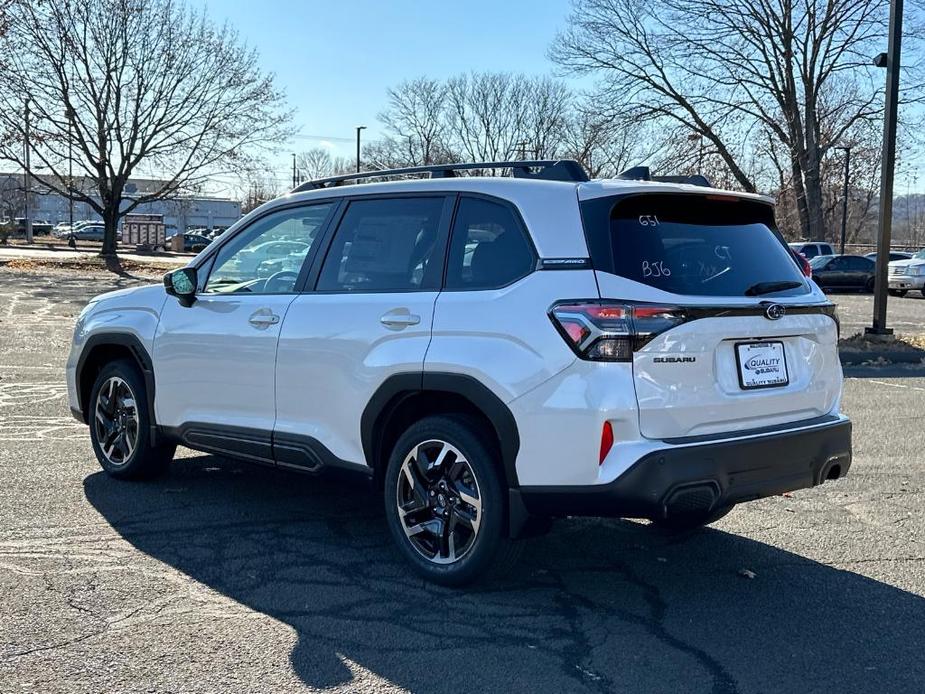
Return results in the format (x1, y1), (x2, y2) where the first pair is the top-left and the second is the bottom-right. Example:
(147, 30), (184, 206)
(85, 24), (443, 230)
(292, 159), (589, 192)
(616, 165), (713, 188)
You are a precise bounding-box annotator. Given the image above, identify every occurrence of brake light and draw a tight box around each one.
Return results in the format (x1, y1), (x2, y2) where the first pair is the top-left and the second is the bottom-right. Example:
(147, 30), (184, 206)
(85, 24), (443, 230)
(549, 301), (687, 361)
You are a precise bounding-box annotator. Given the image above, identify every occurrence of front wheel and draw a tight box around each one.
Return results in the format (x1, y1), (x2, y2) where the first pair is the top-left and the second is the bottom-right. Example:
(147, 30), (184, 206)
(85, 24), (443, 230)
(383, 416), (520, 586)
(889, 289), (908, 297)
(864, 277), (875, 293)
(89, 359), (175, 479)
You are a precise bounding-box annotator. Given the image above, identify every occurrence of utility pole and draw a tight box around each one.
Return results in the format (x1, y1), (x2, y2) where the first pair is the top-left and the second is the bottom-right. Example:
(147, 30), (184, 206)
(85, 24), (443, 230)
(356, 126), (366, 174)
(688, 132), (704, 174)
(24, 99), (33, 244)
(67, 107), (74, 229)
(836, 146), (851, 255)
(291, 153), (297, 188)
(868, 0), (903, 336)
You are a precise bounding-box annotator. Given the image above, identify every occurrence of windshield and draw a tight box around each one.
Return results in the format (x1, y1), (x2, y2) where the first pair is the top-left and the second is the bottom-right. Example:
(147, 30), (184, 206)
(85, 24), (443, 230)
(914, 249), (925, 260)
(810, 255), (833, 268)
(580, 194), (808, 297)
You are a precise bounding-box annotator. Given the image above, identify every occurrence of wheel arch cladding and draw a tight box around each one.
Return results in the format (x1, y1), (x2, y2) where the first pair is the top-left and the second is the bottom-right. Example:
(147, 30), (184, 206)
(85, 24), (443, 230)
(361, 372), (521, 489)
(76, 333), (156, 426)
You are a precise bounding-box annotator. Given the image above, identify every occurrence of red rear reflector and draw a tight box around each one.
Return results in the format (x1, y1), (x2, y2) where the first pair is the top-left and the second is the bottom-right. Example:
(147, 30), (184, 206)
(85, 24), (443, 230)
(599, 421), (614, 465)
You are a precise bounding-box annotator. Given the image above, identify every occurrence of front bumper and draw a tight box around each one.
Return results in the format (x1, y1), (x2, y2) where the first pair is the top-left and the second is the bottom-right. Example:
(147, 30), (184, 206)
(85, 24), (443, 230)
(518, 416), (852, 521)
(889, 275), (925, 290)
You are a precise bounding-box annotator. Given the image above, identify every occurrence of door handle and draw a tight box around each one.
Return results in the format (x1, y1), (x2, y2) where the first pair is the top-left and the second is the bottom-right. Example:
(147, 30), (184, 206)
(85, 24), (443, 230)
(380, 309), (421, 329)
(248, 309), (280, 328)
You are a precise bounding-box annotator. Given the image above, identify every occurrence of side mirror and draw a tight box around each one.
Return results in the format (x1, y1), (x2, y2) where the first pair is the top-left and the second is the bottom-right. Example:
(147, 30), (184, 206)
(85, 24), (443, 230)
(164, 267), (197, 307)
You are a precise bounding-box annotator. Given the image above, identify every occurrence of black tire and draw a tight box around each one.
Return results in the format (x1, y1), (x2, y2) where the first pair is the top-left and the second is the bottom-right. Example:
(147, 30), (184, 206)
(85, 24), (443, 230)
(88, 358), (175, 479)
(864, 277), (875, 293)
(889, 289), (908, 297)
(383, 415), (521, 586)
(651, 504), (734, 533)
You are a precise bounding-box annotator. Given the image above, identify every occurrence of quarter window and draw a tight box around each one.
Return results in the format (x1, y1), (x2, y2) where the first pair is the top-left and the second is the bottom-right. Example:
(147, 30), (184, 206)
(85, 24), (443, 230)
(316, 197), (444, 292)
(445, 197), (534, 290)
(204, 203), (334, 294)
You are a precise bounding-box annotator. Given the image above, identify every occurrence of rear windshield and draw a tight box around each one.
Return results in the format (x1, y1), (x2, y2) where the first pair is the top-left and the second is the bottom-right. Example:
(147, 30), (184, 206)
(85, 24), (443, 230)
(580, 194), (808, 297)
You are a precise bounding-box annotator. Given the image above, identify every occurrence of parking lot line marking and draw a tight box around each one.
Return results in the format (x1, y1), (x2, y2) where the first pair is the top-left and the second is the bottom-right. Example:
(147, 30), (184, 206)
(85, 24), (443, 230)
(867, 379), (925, 392)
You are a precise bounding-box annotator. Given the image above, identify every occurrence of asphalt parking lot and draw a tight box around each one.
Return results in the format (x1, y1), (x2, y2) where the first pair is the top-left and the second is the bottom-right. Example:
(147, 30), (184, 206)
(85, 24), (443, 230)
(833, 288), (925, 337)
(0, 267), (923, 693)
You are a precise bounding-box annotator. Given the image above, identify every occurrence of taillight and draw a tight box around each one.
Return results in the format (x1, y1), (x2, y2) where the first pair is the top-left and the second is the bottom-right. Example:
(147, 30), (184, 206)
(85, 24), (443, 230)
(790, 249), (812, 277)
(549, 301), (686, 361)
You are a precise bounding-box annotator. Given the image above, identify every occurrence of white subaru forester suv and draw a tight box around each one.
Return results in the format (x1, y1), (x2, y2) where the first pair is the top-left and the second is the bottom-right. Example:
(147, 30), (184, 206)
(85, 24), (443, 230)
(66, 161), (852, 585)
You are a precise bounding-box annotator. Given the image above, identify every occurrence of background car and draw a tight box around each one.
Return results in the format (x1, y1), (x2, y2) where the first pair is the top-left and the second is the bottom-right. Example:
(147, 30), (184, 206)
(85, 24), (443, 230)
(167, 232), (211, 253)
(865, 251), (913, 262)
(789, 248), (812, 277)
(810, 254), (876, 292)
(789, 241), (835, 259)
(66, 224), (106, 242)
(10, 218), (53, 236)
(888, 249), (925, 297)
(56, 220), (102, 238)
(236, 240), (309, 273)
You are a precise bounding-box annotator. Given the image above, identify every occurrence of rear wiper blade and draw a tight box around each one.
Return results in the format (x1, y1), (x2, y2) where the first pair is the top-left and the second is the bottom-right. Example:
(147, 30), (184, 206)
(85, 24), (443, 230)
(744, 280), (803, 296)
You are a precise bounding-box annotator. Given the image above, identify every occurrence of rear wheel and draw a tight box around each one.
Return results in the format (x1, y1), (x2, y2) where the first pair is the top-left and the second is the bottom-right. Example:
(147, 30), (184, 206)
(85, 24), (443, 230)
(383, 415), (520, 586)
(864, 277), (875, 293)
(89, 359), (175, 479)
(652, 504), (734, 532)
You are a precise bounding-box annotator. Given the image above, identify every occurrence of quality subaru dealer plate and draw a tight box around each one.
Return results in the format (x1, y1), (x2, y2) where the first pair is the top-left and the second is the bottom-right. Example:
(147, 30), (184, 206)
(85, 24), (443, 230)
(735, 341), (789, 390)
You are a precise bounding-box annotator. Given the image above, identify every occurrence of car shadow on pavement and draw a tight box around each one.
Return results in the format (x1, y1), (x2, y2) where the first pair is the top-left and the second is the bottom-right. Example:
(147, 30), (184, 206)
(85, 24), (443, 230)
(84, 455), (925, 694)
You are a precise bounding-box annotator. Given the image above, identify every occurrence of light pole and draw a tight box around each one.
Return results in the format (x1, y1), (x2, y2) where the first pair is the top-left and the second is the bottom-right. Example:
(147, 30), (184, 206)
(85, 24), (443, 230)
(356, 126), (366, 174)
(291, 153), (297, 188)
(67, 107), (74, 230)
(867, 0), (903, 336)
(23, 99), (33, 244)
(835, 146), (851, 255)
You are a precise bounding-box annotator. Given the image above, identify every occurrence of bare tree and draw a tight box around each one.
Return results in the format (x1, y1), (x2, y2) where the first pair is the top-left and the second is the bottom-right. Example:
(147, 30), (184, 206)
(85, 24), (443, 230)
(237, 170), (283, 214)
(297, 148), (334, 180)
(552, 0), (918, 240)
(379, 78), (453, 165)
(373, 72), (577, 168)
(0, 174), (25, 243)
(445, 73), (534, 162)
(0, 0), (292, 255)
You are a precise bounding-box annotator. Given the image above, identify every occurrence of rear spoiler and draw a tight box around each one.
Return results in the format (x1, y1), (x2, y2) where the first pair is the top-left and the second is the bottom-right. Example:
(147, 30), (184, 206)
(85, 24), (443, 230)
(617, 166), (712, 188)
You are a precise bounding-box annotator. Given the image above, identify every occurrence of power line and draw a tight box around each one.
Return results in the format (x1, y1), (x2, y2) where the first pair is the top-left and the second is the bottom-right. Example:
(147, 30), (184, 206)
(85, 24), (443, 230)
(291, 133), (354, 143)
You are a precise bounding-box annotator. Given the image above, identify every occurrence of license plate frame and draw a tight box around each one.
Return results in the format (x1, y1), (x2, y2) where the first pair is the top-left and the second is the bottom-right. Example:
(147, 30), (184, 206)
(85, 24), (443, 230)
(734, 341), (789, 390)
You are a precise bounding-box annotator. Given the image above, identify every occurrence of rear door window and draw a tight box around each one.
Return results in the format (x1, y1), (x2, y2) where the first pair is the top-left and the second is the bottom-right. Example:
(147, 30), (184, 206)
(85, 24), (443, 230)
(445, 197), (535, 290)
(581, 194), (808, 297)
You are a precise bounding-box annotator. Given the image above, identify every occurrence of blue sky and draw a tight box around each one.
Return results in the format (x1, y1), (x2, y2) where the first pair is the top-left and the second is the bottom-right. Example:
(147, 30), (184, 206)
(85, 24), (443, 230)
(196, 0), (575, 188)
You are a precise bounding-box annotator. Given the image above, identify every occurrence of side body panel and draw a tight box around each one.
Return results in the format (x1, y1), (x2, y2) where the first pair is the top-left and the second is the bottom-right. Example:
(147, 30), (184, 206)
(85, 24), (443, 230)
(66, 285), (167, 417)
(152, 293), (296, 431)
(274, 292), (439, 467)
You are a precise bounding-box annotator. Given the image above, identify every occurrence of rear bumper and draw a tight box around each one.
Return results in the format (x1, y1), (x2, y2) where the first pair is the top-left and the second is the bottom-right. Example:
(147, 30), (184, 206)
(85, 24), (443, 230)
(518, 416), (852, 521)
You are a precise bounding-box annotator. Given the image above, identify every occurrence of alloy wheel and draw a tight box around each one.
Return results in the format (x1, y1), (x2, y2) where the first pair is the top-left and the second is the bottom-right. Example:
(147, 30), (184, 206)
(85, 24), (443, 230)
(396, 439), (482, 565)
(94, 376), (139, 466)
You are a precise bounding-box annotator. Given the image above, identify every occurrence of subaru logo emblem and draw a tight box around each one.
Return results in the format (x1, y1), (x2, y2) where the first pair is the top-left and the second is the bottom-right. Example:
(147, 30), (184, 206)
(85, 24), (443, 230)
(765, 303), (786, 320)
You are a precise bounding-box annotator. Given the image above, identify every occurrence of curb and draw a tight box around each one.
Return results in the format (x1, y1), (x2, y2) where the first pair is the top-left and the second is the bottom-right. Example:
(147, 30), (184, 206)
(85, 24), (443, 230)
(839, 350), (925, 365)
